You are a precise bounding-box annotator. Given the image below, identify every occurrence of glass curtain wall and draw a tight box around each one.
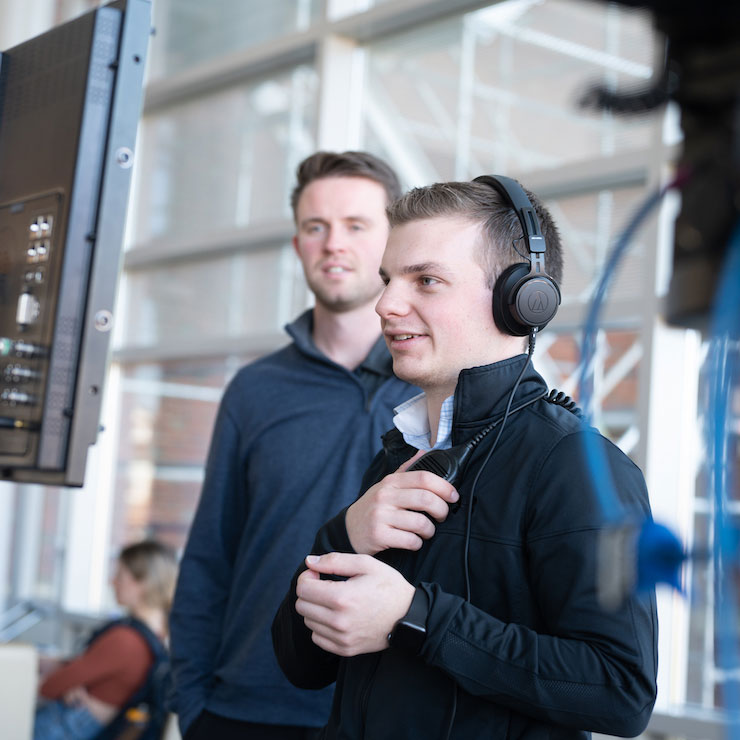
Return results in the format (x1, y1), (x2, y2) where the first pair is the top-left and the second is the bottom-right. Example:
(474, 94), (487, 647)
(2, 0), (733, 727)
(113, 0), (320, 554)
(360, 0), (658, 468)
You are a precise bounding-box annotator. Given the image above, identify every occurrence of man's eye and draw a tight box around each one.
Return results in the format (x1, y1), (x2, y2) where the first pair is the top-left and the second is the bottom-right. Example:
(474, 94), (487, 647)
(420, 276), (439, 287)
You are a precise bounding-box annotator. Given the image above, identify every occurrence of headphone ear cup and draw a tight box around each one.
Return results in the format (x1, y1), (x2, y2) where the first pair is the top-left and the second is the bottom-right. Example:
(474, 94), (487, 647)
(492, 263), (531, 336)
(492, 263), (561, 336)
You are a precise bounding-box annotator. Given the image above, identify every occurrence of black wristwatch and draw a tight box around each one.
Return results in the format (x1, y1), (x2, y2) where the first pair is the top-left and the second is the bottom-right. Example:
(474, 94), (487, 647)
(388, 586), (429, 655)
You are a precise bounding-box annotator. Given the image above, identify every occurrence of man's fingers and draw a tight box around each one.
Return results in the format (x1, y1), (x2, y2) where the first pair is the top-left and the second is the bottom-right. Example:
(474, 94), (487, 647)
(381, 468), (459, 505)
(296, 595), (336, 625)
(388, 528), (426, 551)
(388, 487), (454, 522)
(396, 454), (460, 503)
(297, 571), (343, 606)
(309, 629), (356, 657)
(345, 460), (459, 556)
(304, 552), (373, 578)
(298, 598), (357, 655)
(396, 448), (425, 473)
(406, 470), (459, 502)
(392, 509), (437, 539)
(372, 476), (458, 513)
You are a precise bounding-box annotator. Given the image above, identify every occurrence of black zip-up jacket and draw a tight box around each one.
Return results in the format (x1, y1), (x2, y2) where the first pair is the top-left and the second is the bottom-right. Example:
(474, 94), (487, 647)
(273, 355), (658, 740)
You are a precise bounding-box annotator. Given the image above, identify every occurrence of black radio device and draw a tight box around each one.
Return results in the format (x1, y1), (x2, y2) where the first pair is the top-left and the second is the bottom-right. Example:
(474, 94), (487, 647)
(407, 389), (582, 486)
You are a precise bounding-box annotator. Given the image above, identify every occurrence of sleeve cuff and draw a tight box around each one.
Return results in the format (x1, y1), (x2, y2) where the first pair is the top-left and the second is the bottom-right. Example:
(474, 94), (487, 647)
(312, 506), (356, 554)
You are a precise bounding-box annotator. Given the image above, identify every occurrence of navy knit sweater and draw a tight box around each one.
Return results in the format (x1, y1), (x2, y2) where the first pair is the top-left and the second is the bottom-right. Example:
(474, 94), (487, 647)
(169, 310), (416, 733)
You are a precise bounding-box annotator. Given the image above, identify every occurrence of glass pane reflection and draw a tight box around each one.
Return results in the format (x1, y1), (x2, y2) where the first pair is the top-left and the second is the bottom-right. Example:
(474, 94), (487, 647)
(149, 0), (320, 81)
(112, 357), (256, 552)
(122, 245), (309, 347)
(545, 185), (649, 308)
(362, 0), (656, 183)
(133, 66), (317, 244)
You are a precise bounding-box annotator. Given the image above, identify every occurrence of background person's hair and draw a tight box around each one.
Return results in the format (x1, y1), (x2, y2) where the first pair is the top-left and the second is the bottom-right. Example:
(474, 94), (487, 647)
(118, 540), (178, 614)
(290, 150), (402, 220)
(386, 180), (563, 290)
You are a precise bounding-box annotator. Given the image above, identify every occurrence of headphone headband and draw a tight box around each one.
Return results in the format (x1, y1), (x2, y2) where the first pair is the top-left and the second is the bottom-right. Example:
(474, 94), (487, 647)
(473, 175), (546, 257)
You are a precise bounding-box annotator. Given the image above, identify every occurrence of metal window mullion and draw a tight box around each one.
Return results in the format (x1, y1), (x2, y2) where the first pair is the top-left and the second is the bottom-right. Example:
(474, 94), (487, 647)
(234, 114), (256, 229)
(285, 66), (313, 204)
(0, 485), (17, 610)
(600, 2), (621, 158)
(316, 33), (361, 150)
(61, 364), (122, 613)
(112, 331), (289, 364)
(636, 32), (701, 709)
(11, 485), (45, 602)
(634, 34), (679, 472)
(454, 15), (476, 179)
(124, 220), (296, 270)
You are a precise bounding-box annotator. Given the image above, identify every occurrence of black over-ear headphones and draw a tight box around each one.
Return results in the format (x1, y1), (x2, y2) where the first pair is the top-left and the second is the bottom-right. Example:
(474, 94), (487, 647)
(473, 175), (561, 336)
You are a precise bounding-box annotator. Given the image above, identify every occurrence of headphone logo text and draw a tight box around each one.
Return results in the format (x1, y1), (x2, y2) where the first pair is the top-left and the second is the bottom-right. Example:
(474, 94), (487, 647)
(527, 291), (549, 314)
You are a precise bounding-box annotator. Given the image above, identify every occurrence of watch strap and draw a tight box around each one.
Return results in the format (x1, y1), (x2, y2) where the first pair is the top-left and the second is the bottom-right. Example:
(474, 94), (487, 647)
(388, 585), (429, 655)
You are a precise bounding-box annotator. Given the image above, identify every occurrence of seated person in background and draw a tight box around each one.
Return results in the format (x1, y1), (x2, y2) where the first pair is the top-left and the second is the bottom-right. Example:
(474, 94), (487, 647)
(34, 540), (178, 740)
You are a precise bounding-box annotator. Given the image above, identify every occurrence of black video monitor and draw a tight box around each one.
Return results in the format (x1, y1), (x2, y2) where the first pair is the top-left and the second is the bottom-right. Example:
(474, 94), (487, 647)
(0, 0), (151, 486)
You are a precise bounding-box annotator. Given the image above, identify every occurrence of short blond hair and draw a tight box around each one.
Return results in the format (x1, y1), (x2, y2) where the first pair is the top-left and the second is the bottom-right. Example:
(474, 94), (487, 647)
(119, 540), (178, 613)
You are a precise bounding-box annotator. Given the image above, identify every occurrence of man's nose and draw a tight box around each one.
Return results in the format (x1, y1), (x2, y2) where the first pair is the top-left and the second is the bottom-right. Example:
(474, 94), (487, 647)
(323, 225), (345, 253)
(375, 281), (406, 318)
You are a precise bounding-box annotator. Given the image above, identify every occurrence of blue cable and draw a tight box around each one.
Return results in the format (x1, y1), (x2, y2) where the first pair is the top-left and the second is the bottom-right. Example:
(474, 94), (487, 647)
(708, 222), (740, 738)
(576, 180), (692, 604)
(578, 184), (672, 423)
(577, 181), (740, 732)
(577, 182), (672, 524)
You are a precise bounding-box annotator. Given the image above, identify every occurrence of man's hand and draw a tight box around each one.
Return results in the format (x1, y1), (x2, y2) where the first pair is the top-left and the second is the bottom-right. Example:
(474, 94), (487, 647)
(296, 552), (415, 657)
(345, 451), (459, 555)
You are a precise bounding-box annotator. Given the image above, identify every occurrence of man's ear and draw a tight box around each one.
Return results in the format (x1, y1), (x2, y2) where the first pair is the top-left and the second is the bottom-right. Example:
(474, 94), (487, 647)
(291, 234), (300, 257)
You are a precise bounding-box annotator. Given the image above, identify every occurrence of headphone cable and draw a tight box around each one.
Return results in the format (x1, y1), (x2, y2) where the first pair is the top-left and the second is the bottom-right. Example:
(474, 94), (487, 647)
(463, 329), (537, 601)
(443, 328), (537, 740)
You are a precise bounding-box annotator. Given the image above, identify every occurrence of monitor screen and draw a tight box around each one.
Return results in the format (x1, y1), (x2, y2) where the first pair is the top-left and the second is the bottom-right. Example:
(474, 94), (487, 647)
(0, 0), (151, 486)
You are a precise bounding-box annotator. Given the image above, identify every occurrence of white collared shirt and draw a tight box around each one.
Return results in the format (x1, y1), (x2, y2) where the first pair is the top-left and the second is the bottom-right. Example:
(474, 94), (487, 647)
(392, 392), (454, 451)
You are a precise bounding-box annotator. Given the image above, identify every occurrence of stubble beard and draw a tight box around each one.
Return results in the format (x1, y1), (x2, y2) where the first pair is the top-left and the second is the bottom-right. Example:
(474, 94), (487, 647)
(308, 274), (383, 315)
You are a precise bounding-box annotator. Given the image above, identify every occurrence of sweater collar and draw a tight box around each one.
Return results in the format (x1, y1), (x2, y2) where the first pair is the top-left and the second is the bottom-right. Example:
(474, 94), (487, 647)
(285, 309), (394, 377)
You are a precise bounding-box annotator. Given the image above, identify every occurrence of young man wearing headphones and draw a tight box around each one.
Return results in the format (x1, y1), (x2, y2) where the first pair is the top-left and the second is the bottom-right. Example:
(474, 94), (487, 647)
(273, 179), (658, 739)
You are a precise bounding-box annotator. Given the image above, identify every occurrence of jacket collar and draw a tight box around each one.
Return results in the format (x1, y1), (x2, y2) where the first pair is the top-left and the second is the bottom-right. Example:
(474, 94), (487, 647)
(381, 354), (548, 458)
(451, 354), (547, 444)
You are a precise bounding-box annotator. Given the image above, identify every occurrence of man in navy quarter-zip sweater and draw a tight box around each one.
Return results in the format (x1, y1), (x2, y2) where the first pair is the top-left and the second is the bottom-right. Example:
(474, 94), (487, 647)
(169, 152), (417, 740)
(273, 178), (658, 739)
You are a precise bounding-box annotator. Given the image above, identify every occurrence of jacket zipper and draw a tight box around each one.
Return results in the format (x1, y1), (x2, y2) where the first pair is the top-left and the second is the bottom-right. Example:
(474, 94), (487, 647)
(359, 652), (382, 739)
